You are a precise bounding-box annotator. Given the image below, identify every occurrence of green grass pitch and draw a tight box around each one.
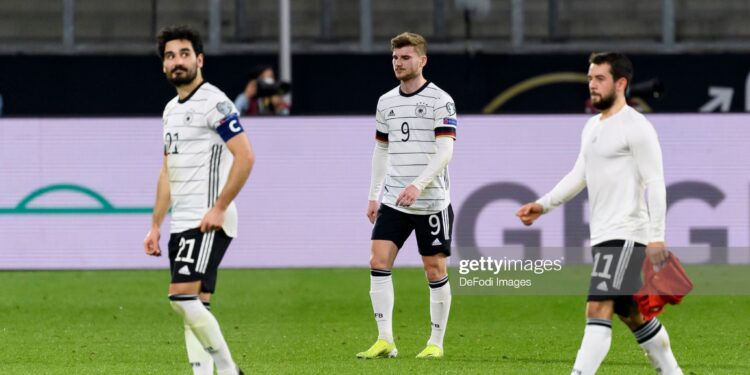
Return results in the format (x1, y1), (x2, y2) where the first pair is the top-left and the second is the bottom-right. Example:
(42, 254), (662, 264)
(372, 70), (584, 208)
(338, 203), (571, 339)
(1, 268), (748, 374)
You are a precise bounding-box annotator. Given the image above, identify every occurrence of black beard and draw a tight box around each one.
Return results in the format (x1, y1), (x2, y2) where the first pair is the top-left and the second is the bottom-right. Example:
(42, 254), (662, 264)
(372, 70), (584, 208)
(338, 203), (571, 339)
(167, 68), (198, 87)
(591, 92), (616, 111)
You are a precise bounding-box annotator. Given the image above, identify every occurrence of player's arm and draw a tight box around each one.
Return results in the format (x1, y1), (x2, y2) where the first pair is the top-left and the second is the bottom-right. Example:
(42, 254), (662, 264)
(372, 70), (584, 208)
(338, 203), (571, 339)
(368, 113), (390, 223)
(396, 137), (454, 207)
(200, 108), (255, 232)
(215, 133), (254, 210)
(630, 120), (668, 265)
(201, 131), (255, 232)
(144, 155), (171, 256)
(517, 148), (586, 226)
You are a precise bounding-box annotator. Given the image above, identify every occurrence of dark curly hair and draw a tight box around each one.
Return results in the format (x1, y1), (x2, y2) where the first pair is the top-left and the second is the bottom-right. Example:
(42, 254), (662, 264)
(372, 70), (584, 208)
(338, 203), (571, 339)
(156, 25), (204, 60)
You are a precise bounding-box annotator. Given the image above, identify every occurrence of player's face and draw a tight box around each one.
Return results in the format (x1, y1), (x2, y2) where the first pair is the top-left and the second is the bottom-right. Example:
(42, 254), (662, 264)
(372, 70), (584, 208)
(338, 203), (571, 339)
(162, 39), (203, 87)
(392, 46), (426, 82)
(588, 63), (622, 111)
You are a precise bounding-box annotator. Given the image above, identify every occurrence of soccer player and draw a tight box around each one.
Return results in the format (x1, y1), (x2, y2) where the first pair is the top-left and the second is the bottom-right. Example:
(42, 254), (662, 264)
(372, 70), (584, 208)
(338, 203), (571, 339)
(357, 32), (457, 360)
(516, 52), (683, 375)
(143, 25), (253, 375)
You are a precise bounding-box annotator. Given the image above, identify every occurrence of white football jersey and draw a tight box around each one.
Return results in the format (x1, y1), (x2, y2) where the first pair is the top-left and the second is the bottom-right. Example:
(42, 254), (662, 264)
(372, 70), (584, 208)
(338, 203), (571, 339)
(375, 81), (457, 215)
(162, 82), (244, 237)
(537, 105), (666, 245)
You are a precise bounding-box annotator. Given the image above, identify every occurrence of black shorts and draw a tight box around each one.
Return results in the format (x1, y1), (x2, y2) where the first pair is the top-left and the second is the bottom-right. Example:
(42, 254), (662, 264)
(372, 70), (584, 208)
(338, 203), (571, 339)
(371, 204), (454, 256)
(168, 228), (232, 294)
(587, 239), (646, 316)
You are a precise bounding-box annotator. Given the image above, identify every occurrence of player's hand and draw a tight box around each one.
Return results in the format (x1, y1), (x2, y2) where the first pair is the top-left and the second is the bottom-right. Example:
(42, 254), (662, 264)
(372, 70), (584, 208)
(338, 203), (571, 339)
(367, 200), (379, 224)
(516, 203), (543, 226)
(395, 185), (421, 207)
(646, 241), (669, 271)
(200, 206), (225, 232)
(144, 228), (162, 257)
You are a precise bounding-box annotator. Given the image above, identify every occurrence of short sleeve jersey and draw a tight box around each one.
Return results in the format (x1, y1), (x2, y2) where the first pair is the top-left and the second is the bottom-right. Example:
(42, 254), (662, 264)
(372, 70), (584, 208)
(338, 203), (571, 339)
(375, 81), (457, 215)
(162, 82), (245, 237)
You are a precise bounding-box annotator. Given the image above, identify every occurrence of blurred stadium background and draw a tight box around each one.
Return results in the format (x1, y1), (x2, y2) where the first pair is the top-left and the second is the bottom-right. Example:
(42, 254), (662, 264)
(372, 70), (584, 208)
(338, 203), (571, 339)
(1, 1), (749, 374)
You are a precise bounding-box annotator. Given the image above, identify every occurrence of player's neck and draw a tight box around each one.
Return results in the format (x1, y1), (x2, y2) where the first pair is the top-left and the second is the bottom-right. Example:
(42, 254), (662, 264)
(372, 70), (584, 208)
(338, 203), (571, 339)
(599, 96), (627, 120)
(400, 76), (427, 95)
(176, 76), (205, 101)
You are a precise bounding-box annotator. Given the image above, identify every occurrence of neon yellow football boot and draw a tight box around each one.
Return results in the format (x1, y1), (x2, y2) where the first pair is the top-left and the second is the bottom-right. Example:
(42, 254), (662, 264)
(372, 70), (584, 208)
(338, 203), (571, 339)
(415, 344), (443, 359)
(356, 339), (398, 359)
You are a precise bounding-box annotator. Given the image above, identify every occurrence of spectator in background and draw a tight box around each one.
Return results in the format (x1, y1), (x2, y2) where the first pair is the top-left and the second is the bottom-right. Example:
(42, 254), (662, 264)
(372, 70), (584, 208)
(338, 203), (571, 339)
(234, 65), (291, 116)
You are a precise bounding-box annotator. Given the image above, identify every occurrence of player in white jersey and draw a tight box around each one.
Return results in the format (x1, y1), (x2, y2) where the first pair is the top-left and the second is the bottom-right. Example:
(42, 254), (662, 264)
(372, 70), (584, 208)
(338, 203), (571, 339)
(516, 53), (683, 375)
(357, 32), (457, 360)
(143, 25), (253, 375)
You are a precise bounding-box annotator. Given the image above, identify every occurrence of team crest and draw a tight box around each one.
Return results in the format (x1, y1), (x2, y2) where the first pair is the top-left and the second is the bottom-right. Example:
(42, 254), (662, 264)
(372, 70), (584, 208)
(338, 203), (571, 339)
(445, 102), (456, 115)
(183, 111), (194, 125)
(216, 101), (232, 115)
(415, 103), (428, 117)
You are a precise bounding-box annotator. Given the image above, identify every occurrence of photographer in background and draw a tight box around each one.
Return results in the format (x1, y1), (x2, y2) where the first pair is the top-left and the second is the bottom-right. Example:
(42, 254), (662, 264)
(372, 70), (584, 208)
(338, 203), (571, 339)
(234, 65), (291, 116)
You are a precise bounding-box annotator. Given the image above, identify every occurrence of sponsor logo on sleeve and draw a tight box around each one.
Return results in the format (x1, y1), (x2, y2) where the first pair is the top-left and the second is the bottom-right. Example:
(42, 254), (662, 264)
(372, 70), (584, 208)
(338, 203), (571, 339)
(443, 117), (458, 126)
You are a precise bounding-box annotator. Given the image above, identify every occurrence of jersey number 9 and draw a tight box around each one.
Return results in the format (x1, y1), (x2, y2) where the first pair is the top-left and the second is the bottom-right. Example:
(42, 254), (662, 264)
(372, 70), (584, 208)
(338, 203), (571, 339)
(401, 122), (410, 142)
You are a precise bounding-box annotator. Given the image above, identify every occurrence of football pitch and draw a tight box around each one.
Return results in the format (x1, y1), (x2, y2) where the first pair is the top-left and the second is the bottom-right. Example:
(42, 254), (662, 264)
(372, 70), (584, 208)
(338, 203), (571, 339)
(1, 268), (748, 374)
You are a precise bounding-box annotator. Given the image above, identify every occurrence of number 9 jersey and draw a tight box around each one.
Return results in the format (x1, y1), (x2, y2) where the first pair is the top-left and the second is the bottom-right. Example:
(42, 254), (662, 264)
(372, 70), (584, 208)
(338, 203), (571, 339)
(374, 81), (457, 215)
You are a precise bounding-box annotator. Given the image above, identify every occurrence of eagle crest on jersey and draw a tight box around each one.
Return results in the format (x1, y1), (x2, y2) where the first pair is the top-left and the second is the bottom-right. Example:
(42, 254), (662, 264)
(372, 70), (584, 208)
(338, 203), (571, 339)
(162, 82), (244, 238)
(375, 81), (457, 214)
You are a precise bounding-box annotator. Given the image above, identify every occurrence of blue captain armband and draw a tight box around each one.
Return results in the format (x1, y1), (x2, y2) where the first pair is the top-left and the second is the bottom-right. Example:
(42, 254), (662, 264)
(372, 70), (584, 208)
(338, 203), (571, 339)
(216, 113), (244, 142)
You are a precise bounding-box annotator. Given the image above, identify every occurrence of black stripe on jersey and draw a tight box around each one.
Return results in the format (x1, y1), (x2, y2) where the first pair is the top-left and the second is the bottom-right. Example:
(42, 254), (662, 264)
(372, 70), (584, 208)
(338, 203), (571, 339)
(388, 152), (436, 155)
(210, 145), (223, 207)
(168, 165), (207, 169)
(380, 104), (428, 110)
(208, 145), (218, 207)
(392, 207), (444, 212)
(399, 81), (431, 97)
(163, 125), (209, 130)
(173, 138), (211, 142)
(388, 128), (435, 132)
(386, 116), (436, 121)
(177, 81), (207, 104)
(170, 151), (211, 155)
(385, 184), (441, 189)
(376, 130), (389, 142)
(212, 145), (220, 206)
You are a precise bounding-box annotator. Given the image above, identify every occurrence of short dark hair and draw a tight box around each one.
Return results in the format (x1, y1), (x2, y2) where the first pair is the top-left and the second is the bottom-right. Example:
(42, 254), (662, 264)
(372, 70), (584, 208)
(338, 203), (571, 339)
(391, 32), (427, 56)
(588, 52), (633, 89)
(156, 25), (204, 60)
